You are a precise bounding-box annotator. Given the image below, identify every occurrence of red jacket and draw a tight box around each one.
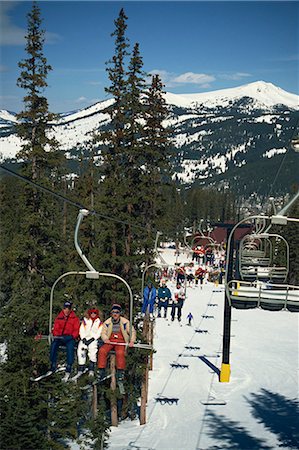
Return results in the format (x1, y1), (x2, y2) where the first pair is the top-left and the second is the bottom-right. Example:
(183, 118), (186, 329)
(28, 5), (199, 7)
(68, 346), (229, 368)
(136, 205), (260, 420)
(52, 310), (80, 339)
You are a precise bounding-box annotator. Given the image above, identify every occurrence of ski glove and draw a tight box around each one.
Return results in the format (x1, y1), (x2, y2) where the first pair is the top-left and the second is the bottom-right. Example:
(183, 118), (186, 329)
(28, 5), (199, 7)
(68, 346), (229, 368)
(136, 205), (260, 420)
(82, 337), (95, 346)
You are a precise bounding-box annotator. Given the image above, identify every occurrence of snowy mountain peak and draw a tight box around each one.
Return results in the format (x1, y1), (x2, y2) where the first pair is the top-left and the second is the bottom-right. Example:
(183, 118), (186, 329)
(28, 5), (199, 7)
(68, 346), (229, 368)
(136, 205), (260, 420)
(0, 80), (298, 193)
(0, 110), (18, 123)
(164, 81), (299, 110)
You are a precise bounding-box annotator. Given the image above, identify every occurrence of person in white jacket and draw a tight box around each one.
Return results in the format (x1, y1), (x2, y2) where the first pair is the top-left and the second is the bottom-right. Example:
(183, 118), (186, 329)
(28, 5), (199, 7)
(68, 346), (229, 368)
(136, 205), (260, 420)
(171, 283), (186, 322)
(76, 308), (103, 377)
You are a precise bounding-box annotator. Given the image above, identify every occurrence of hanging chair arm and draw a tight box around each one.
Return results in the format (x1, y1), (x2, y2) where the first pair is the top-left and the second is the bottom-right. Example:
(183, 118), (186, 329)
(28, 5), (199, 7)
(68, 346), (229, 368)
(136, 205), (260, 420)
(74, 209), (96, 272)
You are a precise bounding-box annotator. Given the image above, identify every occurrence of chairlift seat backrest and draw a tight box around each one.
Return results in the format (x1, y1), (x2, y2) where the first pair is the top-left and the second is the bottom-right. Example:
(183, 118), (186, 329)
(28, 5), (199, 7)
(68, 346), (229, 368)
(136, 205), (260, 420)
(227, 280), (299, 312)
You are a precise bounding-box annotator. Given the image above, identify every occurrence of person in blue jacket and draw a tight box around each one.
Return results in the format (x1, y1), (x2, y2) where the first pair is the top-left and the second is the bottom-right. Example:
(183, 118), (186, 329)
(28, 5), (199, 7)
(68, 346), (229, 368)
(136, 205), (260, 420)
(157, 280), (172, 319)
(142, 280), (157, 317)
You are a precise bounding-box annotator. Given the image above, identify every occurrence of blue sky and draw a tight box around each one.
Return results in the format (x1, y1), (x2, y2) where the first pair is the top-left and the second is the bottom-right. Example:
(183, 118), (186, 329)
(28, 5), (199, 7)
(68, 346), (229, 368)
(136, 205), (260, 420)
(1, 1), (298, 113)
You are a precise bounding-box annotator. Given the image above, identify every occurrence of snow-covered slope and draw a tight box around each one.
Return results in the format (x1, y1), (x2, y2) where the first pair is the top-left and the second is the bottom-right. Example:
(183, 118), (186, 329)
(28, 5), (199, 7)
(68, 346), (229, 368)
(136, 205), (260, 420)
(0, 110), (18, 125)
(1, 81), (298, 195)
(106, 248), (298, 450)
(165, 81), (299, 110)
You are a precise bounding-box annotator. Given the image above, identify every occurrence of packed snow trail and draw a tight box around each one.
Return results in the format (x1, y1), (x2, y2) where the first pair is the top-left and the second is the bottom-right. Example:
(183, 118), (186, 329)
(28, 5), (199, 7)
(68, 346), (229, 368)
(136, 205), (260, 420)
(107, 248), (298, 450)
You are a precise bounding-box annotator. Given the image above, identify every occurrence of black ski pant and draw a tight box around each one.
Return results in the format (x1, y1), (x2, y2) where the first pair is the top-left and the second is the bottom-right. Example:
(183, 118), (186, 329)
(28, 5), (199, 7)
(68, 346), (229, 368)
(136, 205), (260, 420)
(171, 299), (184, 321)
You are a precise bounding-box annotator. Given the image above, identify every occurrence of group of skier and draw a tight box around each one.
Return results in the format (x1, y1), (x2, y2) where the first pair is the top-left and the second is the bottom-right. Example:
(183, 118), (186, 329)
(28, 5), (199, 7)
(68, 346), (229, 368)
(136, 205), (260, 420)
(46, 273), (202, 383)
(142, 279), (187, 322)
(49, 301), (135, 385)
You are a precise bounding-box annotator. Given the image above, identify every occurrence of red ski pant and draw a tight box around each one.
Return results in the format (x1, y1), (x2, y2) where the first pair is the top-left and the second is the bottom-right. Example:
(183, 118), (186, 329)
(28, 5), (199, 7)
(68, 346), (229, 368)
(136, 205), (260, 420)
(98, 333), (126, 370)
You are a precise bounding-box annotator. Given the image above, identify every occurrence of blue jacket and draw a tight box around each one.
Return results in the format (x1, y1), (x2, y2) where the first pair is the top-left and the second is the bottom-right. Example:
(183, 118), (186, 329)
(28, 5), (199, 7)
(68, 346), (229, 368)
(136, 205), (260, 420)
(158, 286), (172, 300)
(143, 285), (157, 304)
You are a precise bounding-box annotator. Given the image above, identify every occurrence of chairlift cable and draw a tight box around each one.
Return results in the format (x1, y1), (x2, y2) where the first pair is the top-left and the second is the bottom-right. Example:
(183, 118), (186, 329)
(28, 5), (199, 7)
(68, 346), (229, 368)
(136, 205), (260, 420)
(0, 164), (151, 233)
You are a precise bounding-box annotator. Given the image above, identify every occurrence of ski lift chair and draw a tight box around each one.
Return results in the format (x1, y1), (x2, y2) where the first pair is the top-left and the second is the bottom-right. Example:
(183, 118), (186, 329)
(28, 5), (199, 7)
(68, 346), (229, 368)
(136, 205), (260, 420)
(49, 210), (134, 343)
(227, 280), (299, 312)
(239, 233), (289, 283)
(225, 212), (299, 312)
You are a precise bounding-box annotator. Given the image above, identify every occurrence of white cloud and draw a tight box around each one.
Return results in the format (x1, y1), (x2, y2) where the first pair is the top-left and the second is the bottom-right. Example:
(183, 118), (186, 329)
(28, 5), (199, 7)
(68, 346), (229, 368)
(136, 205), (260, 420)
(75, 96), (88, 104)
(148, 70), (215, 88)
(172, 72), (215, 85)
(148, 69), (252, 89)
(74, 96), (102, 106)
(220, 72), (251, 80)
(0, 3), (26, 45)
(0, 3), (60, 46)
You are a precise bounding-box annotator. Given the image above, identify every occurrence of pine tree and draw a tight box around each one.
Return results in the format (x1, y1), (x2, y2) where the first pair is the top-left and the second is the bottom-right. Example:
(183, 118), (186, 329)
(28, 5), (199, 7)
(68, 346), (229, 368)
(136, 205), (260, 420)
(0, 3), (78, 448)
(95, 9), (149, 301)
(96, 8), (131, 289)
(120, 42), (148, 275)
(286, 198), (299, 284)
(142, 74), (176, 242)
(16, 1), (61, 181)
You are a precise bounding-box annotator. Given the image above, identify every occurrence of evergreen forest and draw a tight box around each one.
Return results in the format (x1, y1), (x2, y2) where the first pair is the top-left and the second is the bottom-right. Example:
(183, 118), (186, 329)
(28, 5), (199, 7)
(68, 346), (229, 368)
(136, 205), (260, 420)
(0, 3), (298, 449)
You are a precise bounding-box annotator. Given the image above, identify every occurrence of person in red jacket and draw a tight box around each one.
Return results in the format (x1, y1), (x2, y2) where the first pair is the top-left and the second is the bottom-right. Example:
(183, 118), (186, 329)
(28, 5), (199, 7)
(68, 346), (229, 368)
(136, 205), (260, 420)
(49, 301), (80, 381)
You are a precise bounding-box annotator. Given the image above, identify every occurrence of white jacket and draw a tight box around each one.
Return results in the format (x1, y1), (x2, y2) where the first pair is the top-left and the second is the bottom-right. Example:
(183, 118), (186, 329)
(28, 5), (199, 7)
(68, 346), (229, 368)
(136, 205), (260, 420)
(79, 317), (103, 340)
(173, 287), (186, 303)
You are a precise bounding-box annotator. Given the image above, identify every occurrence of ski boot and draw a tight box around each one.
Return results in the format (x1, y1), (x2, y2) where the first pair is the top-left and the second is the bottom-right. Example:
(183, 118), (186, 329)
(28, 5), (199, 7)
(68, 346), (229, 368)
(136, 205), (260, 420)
(97, 368), (107, 383)
(62, 365), (72, 382)
(88, 362), (96, 378)
(62, 372), (71, 382)
(71, 364), (86, 381)
(116, 369), (125, 395)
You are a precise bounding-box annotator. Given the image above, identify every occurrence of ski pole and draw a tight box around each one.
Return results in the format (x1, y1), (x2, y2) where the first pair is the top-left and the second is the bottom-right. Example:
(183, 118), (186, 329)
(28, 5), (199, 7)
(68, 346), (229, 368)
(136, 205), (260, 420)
(105, 341), (153, 350)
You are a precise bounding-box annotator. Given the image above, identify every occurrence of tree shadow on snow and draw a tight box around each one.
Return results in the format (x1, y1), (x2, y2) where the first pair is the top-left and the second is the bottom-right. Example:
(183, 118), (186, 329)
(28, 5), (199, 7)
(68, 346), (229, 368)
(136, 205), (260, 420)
(245, 388), (299, 449)
(201, 388), (299, 449)
(202, 411), (272, 449)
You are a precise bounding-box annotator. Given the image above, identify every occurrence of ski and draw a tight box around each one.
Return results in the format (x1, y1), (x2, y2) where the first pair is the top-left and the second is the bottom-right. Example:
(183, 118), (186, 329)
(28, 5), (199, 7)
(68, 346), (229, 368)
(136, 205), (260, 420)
(70, 368), (89, 382)
(92, 373), (112, 386)
(30, 366), (66, 382)
(81, 373), (112, 390)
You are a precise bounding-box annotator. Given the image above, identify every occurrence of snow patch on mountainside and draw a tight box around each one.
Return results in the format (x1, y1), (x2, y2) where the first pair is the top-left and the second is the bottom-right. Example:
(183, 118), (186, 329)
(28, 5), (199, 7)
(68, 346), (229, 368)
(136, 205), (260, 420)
(263, 148), (287, 158)
(173, 130), (210, 149)
(0, 134), (22, 159)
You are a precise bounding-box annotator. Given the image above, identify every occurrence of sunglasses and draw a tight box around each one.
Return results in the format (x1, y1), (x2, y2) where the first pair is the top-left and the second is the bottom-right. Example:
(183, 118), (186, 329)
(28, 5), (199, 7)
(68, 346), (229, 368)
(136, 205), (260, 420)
(111, 311), (120, 314)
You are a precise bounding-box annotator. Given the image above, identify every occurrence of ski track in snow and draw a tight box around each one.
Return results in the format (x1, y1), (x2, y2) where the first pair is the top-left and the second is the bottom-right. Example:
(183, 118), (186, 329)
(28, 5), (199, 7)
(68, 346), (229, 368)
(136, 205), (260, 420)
(106, 248), (298, 450)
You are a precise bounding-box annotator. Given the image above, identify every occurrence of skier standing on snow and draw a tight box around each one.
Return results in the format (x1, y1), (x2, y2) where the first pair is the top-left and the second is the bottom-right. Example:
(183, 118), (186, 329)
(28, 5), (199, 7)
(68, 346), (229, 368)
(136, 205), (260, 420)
(142, 280), (157, 318)
(187, 312), (193, 326)
(75, 307), (103, 379)
(171, 283), (186, 322)
(195, 267), (206, 289)
(97, 304), (136, 391)
(49, 301), (80, 381)
(157, 280), (172, 319)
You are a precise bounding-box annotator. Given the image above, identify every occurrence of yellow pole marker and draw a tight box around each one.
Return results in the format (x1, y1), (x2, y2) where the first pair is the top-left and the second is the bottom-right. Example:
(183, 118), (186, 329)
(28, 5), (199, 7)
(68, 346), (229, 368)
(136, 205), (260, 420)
(220, 363), (231, 382)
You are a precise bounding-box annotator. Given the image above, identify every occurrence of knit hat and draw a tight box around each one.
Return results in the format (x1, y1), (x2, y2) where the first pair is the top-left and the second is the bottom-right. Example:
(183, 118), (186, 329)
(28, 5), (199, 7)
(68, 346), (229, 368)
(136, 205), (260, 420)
(110, 303), (122, 313)
(88, 308), (99, 317)
(64, 301), (73, 309)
